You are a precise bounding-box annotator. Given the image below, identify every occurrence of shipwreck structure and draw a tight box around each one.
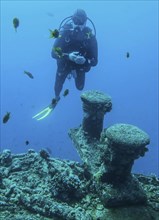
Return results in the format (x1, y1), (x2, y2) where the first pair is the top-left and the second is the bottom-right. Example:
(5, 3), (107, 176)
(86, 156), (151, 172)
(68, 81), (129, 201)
(69, 90), (150, 207)
(0, 90), (158, 220)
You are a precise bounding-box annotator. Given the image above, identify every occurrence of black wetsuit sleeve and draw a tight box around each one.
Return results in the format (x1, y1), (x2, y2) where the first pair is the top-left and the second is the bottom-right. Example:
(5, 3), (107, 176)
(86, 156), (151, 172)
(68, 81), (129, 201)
(51, 33), (69, 60)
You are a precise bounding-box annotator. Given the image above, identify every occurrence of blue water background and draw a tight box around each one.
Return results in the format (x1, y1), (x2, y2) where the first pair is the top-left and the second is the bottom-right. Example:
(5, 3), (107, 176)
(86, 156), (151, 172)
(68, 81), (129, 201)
(1, 1), (158, 176)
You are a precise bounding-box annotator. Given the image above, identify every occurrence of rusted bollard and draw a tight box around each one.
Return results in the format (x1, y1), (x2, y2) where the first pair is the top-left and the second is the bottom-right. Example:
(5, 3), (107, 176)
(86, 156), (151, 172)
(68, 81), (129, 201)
(103, 123), (150, 183)
(81, 90), (112, 139)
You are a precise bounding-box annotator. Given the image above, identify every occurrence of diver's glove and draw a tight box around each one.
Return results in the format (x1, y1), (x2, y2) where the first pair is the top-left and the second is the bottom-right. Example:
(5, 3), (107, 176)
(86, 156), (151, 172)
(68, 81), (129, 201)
(69, 51), (79, 62)
(69, 52), (86, 65)
(75, 55), (86, 65)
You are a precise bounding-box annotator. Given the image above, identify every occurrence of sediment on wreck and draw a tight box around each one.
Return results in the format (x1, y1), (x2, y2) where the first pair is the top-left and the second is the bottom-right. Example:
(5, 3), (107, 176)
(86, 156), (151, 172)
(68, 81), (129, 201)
(0, 148), (158, 220)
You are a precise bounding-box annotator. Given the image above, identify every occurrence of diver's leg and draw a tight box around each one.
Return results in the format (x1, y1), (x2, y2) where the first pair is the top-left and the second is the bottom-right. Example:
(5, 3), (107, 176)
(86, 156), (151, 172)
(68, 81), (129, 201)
(75, 71), (85, 90)
(54, 69), (69, 99)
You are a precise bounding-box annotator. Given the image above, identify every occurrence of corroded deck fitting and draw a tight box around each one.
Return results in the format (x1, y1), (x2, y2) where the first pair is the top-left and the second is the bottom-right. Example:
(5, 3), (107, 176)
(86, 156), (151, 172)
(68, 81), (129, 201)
(81, 90), (112, 139)
(103, 123), (150, 183)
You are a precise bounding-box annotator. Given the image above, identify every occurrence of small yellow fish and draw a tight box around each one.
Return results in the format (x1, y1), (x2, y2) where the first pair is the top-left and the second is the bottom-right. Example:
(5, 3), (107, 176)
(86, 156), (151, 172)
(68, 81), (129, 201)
(49, 29), (60, 38)
(3, 112), (11, 124)
(24, 71), (34, 79)
(63, 89), (69, 97)
(13, 17), (19, 32)
(53, 47), (63, 58)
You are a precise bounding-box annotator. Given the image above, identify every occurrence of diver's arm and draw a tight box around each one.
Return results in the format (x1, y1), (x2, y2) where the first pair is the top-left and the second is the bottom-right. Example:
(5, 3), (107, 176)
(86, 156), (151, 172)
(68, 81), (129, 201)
(51, 31), (70, 60)
(51, 38), (64, 59)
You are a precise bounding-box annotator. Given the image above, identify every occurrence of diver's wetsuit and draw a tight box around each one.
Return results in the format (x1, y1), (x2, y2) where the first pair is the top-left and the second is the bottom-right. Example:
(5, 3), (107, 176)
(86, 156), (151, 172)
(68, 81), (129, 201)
(51, 23), (98, 98)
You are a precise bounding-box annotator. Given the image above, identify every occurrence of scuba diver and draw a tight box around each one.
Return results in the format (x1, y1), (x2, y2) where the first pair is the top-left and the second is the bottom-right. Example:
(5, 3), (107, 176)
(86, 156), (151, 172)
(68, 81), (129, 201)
(33, 9), (98, 120)
(52, 9), (98, 103)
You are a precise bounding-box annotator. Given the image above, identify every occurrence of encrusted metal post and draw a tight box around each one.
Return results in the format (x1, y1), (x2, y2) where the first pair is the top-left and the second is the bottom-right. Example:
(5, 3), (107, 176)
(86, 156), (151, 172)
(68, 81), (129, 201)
(97, 123), (150, 207)
(103, 123), (150, 183)
(68, 91), (112, 175)
(81, 90), (112, 139)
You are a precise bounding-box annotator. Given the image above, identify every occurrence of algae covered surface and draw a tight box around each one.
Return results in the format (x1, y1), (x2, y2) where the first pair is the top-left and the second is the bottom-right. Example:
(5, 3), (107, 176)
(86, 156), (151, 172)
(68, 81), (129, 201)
(0, 149), (159, 220)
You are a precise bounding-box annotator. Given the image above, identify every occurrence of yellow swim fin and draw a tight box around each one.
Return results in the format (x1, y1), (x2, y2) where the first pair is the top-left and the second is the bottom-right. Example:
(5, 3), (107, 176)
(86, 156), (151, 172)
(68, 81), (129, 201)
(32, 104), (55, 121)
(33, 98), (60, 121)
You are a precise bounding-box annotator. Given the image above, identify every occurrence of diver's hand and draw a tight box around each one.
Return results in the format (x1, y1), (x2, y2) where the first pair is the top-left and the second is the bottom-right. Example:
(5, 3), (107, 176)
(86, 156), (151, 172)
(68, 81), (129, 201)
(74, 56), (86, 65)
(69, 52), (86, 65)
(69, 52), (79, 62)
